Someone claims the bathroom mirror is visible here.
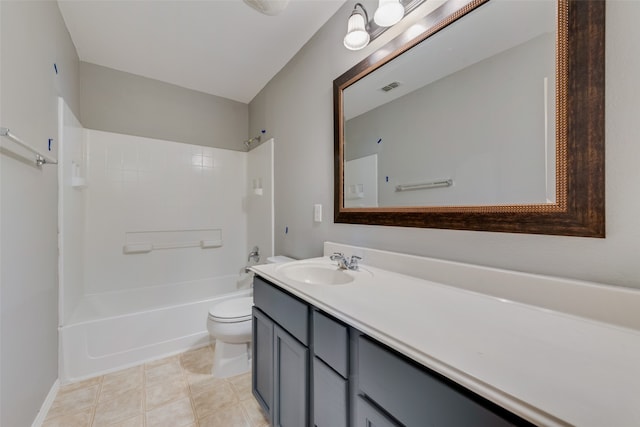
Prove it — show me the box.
[333,0,604,237]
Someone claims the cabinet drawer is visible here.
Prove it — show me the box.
[358,336,526,427]
[313,310,348,377]
[313,358,348,427]
[254,276,309,345]
[355,396,400,427]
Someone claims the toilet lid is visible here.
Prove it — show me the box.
[208,296,253,322]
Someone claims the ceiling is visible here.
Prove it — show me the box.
[57,0,347,104]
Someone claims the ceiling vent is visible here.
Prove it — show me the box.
[381,81,401,92]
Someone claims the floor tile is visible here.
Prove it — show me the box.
[228,372,252,401]
[145,376,189,410]
[186,372,227,397]
[58,376,102,394]
[99,367,143,403]
[42,407,93,427]
[180,345,213,374]
[47,384,99,420]
[93,388,142,426]
[46,348,259,427]
[199,402,251,427]
[107,414,144,427]
[192,381,239,419]
[241,398,270,427]
[145,359,184,388]
[145,397,195,427]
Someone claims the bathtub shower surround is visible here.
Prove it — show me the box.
[83,129,248,293]
[58,126,275,382]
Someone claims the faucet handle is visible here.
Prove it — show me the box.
[349,255,362,270]
[330,252,349,269]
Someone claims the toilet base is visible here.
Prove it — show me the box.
[212,340,252,378]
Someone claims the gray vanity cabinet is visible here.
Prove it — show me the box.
[252,276,310,427]
[253,275,533,427]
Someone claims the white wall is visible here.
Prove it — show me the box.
[0,1,79,425]
[58,98,86,326]
[82,130,248,294]
[249,1,640,290]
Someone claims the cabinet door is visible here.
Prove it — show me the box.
[313,358,348,427]
[252,307,273,421]
[355,396,401,427]
[273,324,309,427]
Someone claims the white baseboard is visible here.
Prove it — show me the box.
[31,379,59,427]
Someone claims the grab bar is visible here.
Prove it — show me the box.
[0,127,58,166]
[395,179,453,192]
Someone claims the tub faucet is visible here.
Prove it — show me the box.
[330,252,361,270]
[248,246,260,263]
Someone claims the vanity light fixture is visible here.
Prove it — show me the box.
[343,3,370,51]
[374,0,405,27]
[343,0,425,51]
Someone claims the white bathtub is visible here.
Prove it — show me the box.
[59,275,252,383]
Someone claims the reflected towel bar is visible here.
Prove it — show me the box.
[0,127,58,166]
[395,179,453,192]
[123,240,223,254]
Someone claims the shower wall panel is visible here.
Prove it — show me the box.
[83,130,248,293]
[58,98,87,325]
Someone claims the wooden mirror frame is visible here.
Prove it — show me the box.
[333,0,604,237]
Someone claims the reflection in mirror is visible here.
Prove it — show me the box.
[343,0,557,208]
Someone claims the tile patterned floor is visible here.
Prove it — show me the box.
[43,345,269,427]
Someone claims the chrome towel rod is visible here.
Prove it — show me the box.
[0,127,58,166]
[395,179,453,192]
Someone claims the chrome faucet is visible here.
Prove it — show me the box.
[248,246,260,263]
[330,252,362,271]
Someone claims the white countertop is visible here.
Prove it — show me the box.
[251,257,640,427]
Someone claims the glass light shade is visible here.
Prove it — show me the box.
[374,0,404,27]
[343,12,370,51]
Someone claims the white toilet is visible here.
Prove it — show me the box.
[207,255,294,378]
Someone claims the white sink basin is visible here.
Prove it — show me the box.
[278,262,368,285]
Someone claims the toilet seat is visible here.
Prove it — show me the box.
[208,296,253,323]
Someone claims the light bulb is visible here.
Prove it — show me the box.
[344,11,370,51]
[374,0,404,27]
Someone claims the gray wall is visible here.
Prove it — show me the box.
[250,1,640,290]
[345,33,555,206]
[80,62,249,150]
[0,1,80,425]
